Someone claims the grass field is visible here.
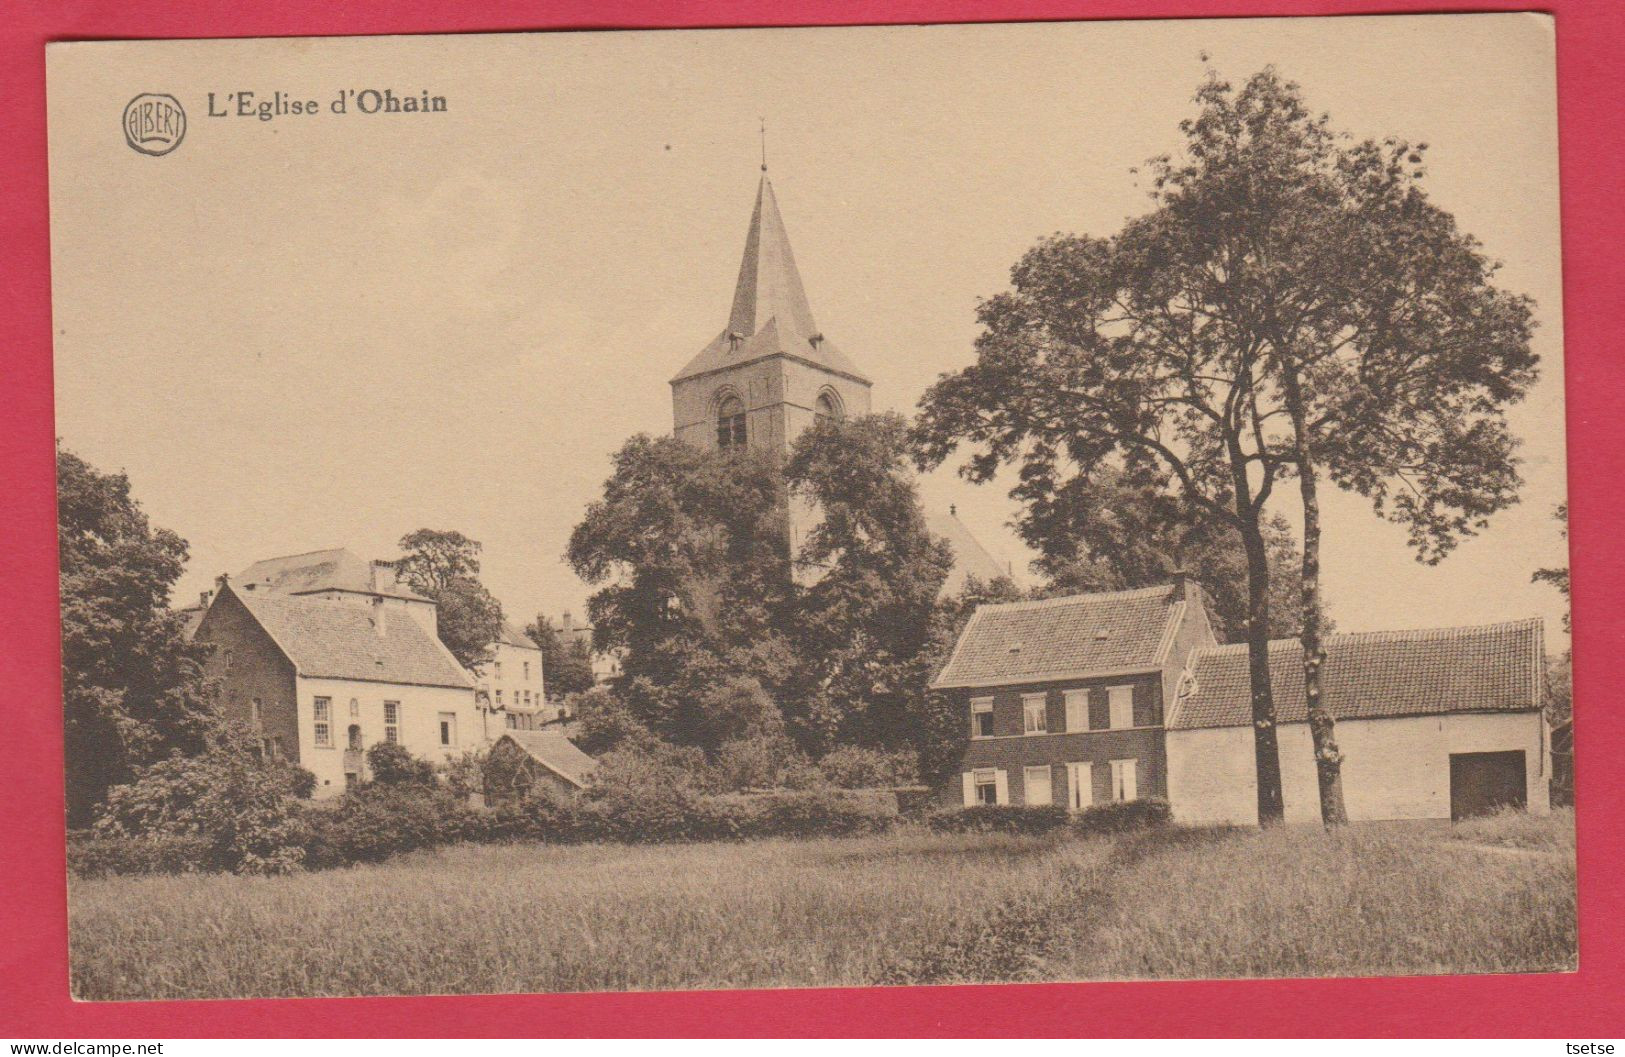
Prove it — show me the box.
[68,809,1576,1000]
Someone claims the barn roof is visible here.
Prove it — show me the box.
[1168,618,1545,730]
[223,585,473,690]
[931,583,1188,690]
[236,548,432,603]
[497,730,599,789]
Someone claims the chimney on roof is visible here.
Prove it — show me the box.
[369,594,387,637]
[1169,568,1202,605]
[215,573,230,591]
[562,611,574,635]
[199,590,212,609]
[371,560,399,593]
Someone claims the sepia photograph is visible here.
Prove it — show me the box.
[45,13,1573,1003]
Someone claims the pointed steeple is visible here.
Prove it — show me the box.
[671,175,868,385]
[727,177,819,344]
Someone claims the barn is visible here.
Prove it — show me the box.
[484,730,599,806]
[1164,618,1550,825]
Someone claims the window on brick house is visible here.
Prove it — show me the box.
[974,768,999,806]
[383,701,399,744]
[717,394,747,450]
[313,697,332,747]
[1063,689,1088,732]
[971,697,994,738]
[1108,685,1134,730]
[1024,765,1053,806]
[1022,694,1048,735]
[1109,758,1138,802]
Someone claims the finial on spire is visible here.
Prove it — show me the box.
[759,117,767,172]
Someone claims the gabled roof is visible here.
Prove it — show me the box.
[495,620,539,651]
[222,585,473,690]
[1168,618,1545,730]
[236,548,431,603]
[932,584,1188,690]
[496,730,599,789]
[925,507,1011,597]
[672,176,869,386]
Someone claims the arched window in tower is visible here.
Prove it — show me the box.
[815,390,843,423]
[716,394,747,450]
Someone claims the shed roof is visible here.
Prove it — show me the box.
[932,584,1187,690]
[225,586,473,689]
[497,730,599,789]
[1169,618,1545,730]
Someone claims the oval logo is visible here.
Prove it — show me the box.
[122,94,186,156]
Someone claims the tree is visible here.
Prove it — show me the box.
[1020,461,1310,642]
[58,446,218,826]
[566,434,792,743]
[912,208,1299,826]
[396,528,504,670]
[1145,69,1538,825]
[1533,504,1570,634]
[525,614,597,698]
[782,413,956,752]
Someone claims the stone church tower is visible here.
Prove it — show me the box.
[671,172,1008,590]
[670,174,873,559]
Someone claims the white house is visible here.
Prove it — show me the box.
[193,574,481,797]
[476,621,546,736]
[1165,618,1550,825]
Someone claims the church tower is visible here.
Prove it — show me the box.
[671,174,872,557]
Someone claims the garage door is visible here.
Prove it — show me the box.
[1449,751,1527,820]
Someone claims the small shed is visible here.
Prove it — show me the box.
[484,730,599,806]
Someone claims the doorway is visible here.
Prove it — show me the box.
[1449,750,1527,820]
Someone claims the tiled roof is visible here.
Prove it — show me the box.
[175,606,206,639]
[499,730,598,789]
[229,586,473,689]
[925,507,1011,597]
[932,584,1185,689]
[236,548,431,603]
[672,177,869,385]
[1169,618,1544,730]
[496,621,539,650]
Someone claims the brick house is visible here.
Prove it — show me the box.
[193,578,479,796]
[931,577,1214,810]
[1166,619,1551,824]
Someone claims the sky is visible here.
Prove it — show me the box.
[47,13,1568,647]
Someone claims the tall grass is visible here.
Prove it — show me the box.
[68,814,1576,1000]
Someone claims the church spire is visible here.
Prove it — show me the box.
[726,175,818,344]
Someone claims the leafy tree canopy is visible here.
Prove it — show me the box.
[524,614,598,698]
[397,529,504,670]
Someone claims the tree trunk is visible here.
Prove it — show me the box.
[1281,364,1349,827]
[1238,514,1286,827]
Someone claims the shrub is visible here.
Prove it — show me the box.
[365,742,437,787]
[570,686,649,756]
[928,804,1071,835]
[713,733,823,791]
[1072,797,1171,835]
[738,788,896,838]
[300,784,481,869]
[438,748,488,802]
[67,832,216,879]
[818,745,918,789]
[94,741,310,874]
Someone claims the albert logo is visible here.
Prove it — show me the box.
[122,94,186,156]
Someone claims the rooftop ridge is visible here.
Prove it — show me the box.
[973,583,1175,614]
[1195,616,1545,655]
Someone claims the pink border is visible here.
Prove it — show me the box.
[2,0,1621,1037]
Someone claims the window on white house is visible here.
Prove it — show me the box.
[974,768,998,806]
[506,714,517,729]
[495,689,503,708]
[349,697,360,717]
[313,697,332,747]
[1108,686,1134,730]
[1066,762,1093,811]
[494,661,502,678]
[1024,765,1053,806]
[1109,758,1138,802]
[383,701,399,744]
[971,697,994,738]
[1063,689,1088,732]
[1023,694,1048,735]
[439,712,457,748]
[524,661,530,681]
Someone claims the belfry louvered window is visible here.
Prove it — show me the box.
[717,394,747,450]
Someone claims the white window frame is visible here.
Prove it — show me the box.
[971,696,994,739]
[313,696,332,748]
[970,768,999,806]
[1067,762,1094,811]
[1063,689,1089,733]
[1109,757,1139,802]
[1022,693,1048,735]
[1023,765,1053,806]
[383,700,400,745]
[1108,685,1135,730]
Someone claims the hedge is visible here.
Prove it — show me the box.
[927,798,1171,836]
[67,832,216,878]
